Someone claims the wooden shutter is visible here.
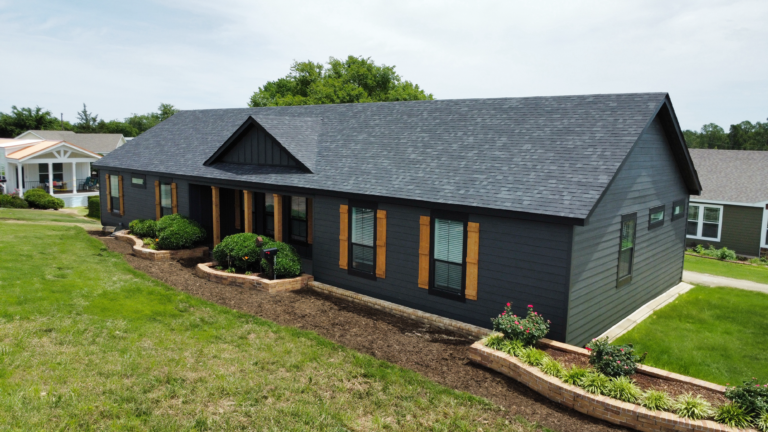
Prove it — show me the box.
[307,198,314,244]
[376,210,387,278]
[154,181,161,220]
[171,183,178,215]
[273,194,282,241]
[234,190,241,229]
[106,175,112,213]
[118,175,124,216]
[418,215,430,289]
[243,191,253,233]
[339,205,348,269]
[465,222,480,301]
[212,186,221,246]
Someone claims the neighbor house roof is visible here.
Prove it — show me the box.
[6,140,102,161]
[94,93,700,223]
[689,149,768,205]
[17,130,124,154]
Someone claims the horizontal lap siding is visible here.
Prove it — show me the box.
[566,117,688,346]
[686,204,762,257]
[312,196,572,341]
[100,170,190,227]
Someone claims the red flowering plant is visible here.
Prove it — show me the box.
[585,337,647,377]
[491,303,550,347]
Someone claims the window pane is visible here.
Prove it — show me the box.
[352,244,374,273]
[265,195,274,213]
[650,210,664,223]
[266,217,274,235]
[618,248,633,278]
[160,183,172,209]
[110,175,119,198]
[620,219,635,250]
[291,219,307,241]
[686,221,699,236]
[291,197,306,220]
[132,177,144,185]
[434,219,464,264]
[702,223,719,239]
[434,261,462,292]
[687,205,699,222]
[673,205,682,216]
[703,207,720,223]
[351,207,374,247]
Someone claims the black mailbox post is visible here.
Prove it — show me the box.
[261,247,279,280]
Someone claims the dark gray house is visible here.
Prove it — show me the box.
[94,93,701,346]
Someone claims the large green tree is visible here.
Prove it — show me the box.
[684,119,768,150]
[249,56,433,107]
[75,103,99,133]
[0,106,63,138]
[124,103,179,135]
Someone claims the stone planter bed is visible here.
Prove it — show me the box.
[195,262,313,293]
[114,231,209,262]
[469,340,756,432]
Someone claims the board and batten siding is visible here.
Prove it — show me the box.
[100,170,190,227]
[686,203,762,257]
[311,195,573,341]
[566,116,689,346]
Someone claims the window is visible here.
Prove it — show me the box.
[686,204,722,241]
[109,174,120,214]
[432,216,466,296]
[350,206,375,275]
[131,175,146,188]
[160,181,173,216]
[265,194,274,236]
[39,163,63,183]
[671,199,686,221]
[648,205,665,230]
[290,197,308,242]
[617,213,636,288]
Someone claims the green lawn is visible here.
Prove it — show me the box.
[615,286,768,385]
[684,254,768,284]
[0,222,539,431]
[0,207,98,224]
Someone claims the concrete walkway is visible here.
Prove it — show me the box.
[683,270,768,294]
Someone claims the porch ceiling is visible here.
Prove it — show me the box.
[7,140,101,162]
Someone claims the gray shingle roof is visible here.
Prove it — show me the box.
[689,149,768,204]
[21,130,124,154]
[95,93,678,220]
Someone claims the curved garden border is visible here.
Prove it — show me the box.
[469,342,754,432]
[195,262,313,293]
[114,231,209,261]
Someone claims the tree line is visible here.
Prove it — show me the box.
[683,120,768,150]
[0,103,178,138]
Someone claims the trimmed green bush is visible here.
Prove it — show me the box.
[491,303,550,346]
[259,237,302,278]
[605,376,642,403]
[585,337,646,377]
[212,233,262,272]
[155,214,206,250]
[640,390,674,412]
[87,196,100,218]
[714,403,752,428]
[0,194,29,208]
[725,378,768,417]
[23,188,64,210]
[129,219,158,239]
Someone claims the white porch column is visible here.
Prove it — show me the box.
[71,162,77,193]
[48,162,54,195]
[16,163,23,197]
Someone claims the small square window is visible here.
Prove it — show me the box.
[671,199,685,221]
[648,205,665,230]
[131,175,146,188]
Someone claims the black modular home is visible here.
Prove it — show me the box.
[95,93,701,346]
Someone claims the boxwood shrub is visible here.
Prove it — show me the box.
[129,219,158,238]
[0,194,29,208]
[260,237,302,279]
[156,214,206,250]
[212,233,262,272]
[87,196,100,218]
[23,188,64,210]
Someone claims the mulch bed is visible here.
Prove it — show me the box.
[94,232,633,432]
[544,348,728,406]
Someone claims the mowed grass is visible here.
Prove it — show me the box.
[0,223,540,431]
[615,286,768,385]
[684,254,768,284]
[0,207,98,224]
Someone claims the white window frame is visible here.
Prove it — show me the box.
[686,203,723,242]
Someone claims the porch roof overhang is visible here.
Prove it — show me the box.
[6,140,102,162]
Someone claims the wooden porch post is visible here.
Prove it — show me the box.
[273,194,282,241]
[243,191,253,233]
[48,162,54,195]
[212,186,221,246]
[71,162,77,193]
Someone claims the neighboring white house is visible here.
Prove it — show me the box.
[15,130,126,155]
[0,138,102,207]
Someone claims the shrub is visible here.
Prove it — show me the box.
[561,366,589,386]
[725,378,768,417]
[605,376,642,403]
[155,214,206,250]
[491,303,550,346]
[714,403,752,428]
[539,357,565,378]
[580,372,610,395]
[259,237,302,279]
[674,393,713,420]
[481,333,506,350]
[640,390,674,412]
[23,188,64,210]
[0,194,29,208]
[87,196,100,218]
[756,411,768,432]
[212,233,263,272]
[585,337,646,378]
[694,244,738,261]
[518,348,548,367]
[129,219,158,238]
[716,247,737,261]
[499,339,526,357]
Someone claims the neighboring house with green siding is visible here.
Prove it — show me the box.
[687,149,768,257]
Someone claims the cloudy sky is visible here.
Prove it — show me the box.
[1,0,766,130]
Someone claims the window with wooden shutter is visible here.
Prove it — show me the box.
[118,175,124,216]
[154,181,161,221]
[418,216,430,289]
[159,180,173,217]
[339,205,349,269]
[376,210,386,278]
[171,183,178,215]
[433,218,464,294]
[465,222,479,301]
[106,175,112,213]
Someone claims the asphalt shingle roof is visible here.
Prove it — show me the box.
[689,149,768,204]
[95,93,673,220]
[22,130,124,154]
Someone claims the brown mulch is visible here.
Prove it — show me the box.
[545,349,728,406]
[93,232,631,432]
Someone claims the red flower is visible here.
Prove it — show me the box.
[514,321,519,325]
[585,347,593,351]
[525,329,530,333]
[502,311,506,315]
[506,302,511,307]
[527,304,533,308]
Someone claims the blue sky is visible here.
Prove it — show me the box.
[1,0,766,130]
